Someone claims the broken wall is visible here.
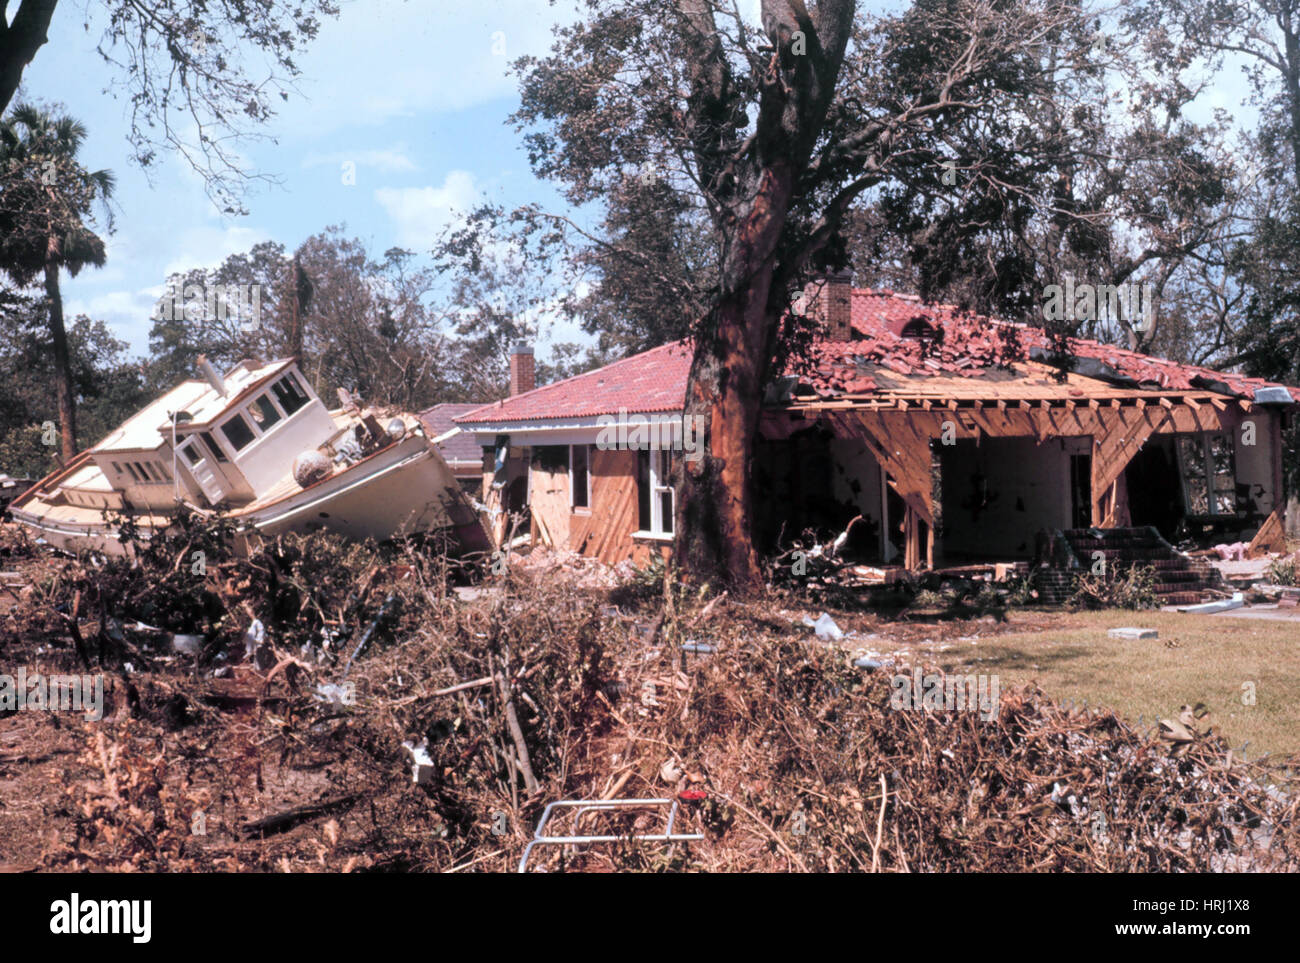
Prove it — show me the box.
[528,445,572,549]
[755,428,885,560]
[1233,408,1279,517]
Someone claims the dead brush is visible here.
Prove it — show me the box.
[46,721,204,871]
[590,601,1300,873]
[268,565,630,872]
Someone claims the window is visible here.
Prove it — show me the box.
[178,442,200,466]
[199,431,229,463]
[1177,433,1237,516]
[249,393,283,430]
[220,413,257,452]
[138,462,156,482]
[637,449,675,536]
[570,444,591,510]
[271,372,311,415]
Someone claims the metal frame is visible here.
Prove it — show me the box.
[518,797,703,873]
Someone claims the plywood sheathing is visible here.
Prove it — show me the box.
[527,456,571,549]
[1246,509,1286,558]
[835,410,945,524]
[569,447,640,565]
[1089,406,1179,526]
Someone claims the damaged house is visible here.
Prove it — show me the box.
[456,275,1298,603]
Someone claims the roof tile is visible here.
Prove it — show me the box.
[456,289,1299,426]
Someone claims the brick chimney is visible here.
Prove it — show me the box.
[819,270,854,341]
[509,343,535,396]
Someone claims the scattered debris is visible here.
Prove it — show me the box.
[1176,592,1245,614]
[402,739,436,786]
[518,797,704,873]
[1107,627,1158,640]
[803,612,845,641]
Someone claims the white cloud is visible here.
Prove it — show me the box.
[160,225,271,279]
[374,170,480,248]
[283,0,575,135]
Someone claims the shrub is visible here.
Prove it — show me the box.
[1067,563,1158,610]
[1266,556,1297,587]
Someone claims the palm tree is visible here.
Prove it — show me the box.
[0,104,114,461]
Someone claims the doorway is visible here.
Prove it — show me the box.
[1124,438,1181,539]
[1069,453,1092,529]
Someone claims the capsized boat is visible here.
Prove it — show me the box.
[9,357,492,556]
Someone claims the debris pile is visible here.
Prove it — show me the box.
[3,528,1296,873]
[634,627,1299,871]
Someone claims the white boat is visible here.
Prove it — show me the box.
[9,356,492,557]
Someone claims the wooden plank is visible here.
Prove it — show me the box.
[1090,407,1170,524]
[527,453,571,549]
[837,411,940,527]
[1246,509,1285,558]
[570,447,640,564]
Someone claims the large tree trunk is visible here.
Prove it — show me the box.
[676,169,794,591]
[0,0,58,116]
[676,288,770,590]
[44,258,78,461]
[1285,24,1300,191]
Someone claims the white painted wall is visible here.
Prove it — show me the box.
[1233,409,1277,516]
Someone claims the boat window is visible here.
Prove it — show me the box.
[137,462,154,482]
[271,373,311,415]
[124,463,141,482]
[178,442,200,466]
[220,413,257,452]
[199,431,230,463]
[249,394,283,430]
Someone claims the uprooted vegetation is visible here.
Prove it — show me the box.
[1,519,1296,872]
[1067,563,1160,611]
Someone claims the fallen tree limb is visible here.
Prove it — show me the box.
[242,793,362,838]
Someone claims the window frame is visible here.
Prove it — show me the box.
[199,430,230,463]
[1176,432,1238,517]
[569,443,592,512]
[270,373,311,416]
[248,392,285,432]
[219,412,258,452]
[636,449,675,537]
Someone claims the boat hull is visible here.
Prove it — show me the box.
[12,434,491,558]
[234,435,492,552]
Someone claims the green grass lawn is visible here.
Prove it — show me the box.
[914,609,1300,760]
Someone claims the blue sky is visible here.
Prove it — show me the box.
[10,0,1259,368]
[15,0,584,361]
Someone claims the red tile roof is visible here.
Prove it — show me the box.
[456,341,694,424]
[456,289,1298,425]
[418,403,489,469]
